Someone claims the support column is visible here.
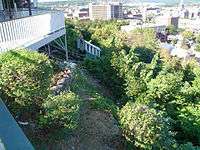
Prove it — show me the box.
[47,44,51,56]
[64,34,68,61]
[27,0,32,16]
[85,43,88,52]
[7,0,12,19]
[89,45,91,54]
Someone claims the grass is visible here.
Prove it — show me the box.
[27,67,119,149]
[70,68,119,118]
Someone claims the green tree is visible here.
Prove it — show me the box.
[166,25,178,35]
[145,72,183,104]
[195,34,200,52]
[178,104,200,145]
[182,31,194,40]
[119,102,175,149]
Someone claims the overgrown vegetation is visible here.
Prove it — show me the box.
[1,19,200,150]
[66,19,200,149]
[119,102,176,150]
[0,49,82,147]
[195,34,200,52]
[0,49,53,117]
[39,92,82,130]
[70,68,119,118]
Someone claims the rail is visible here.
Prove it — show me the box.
[0,11,65,52]
[77,39,101,57]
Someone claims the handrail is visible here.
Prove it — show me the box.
[77,38,101,57]
[0,11,65,52]
[0,8,63,23]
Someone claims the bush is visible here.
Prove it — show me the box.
[166,25,178,35]
[90,96,119,119]
[39,92,81,130]
[145,72,183,104]
[119,102,175,149]
[0,49,53,115]
[177,104,200,145]
[177,142,200,150]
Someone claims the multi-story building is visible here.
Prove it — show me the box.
[89,2,123,20]
[73,7,90,20]
[155,14,179,28]
[110,2,123,19]
[180,7,200,19]
[169,16,179,28]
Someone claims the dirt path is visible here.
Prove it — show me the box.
[31,69,125,150]
[63,70,124,150]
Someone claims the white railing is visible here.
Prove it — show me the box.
[0,11,65,52]
[77,39,101,57]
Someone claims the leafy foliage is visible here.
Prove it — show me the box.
[177,104,200,145]
[182,31,194,40]
[65,20,81,52]
[90,96,119,119]
[145,72,183,104]
[119,102,175,149]
[0,49,53,115]
[177,142,200,150]
[68,20,200,148]
[166,25,178,35]
[195,34,200,52]
[39,92,81,130]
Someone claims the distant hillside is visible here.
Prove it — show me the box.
[38,0,92,6]
[124,0,200,5]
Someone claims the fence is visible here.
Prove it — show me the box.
[0,11,65,52]
[77,38,101,57]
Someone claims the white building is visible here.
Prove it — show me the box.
[73,6,89,20]
[89,2,123,20]
[179,18,200,32]
[155,14,179,28]
[142,7,161,21]
[121,22,166,33]
[180,7,200,19]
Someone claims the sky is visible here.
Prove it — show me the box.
[38,0,66,2]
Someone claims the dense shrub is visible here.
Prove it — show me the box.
[177,104,200,145]
[177,142,200,150]
[39,92,81,130]
[68,20,200,147]
[90,96,119,118]
[119,102,175,149]
[65,20,81,52]
[145,72,183,104]
[0,49,53,115]
[125,68,147,98]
